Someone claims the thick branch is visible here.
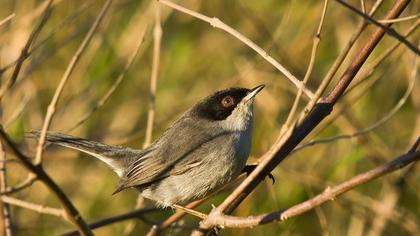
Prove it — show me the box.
[204,147,420,228]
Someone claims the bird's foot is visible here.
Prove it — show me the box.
[241,164,275,184]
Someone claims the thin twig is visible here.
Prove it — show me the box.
[0,175,37,195]
[379,13,420,23]
[0,141,13,236]
[334,0,420,55]
[62,208,159,236]
[65,22,148,132]
[0,13,15,27]
[0,127,93,235]
[4,94,31,127]
[308,20,419,141]
[123,5,162,235]
[0,0,53,98]
[297,0,384,123]
[283,164,420,235]
[1,196,64,217]
[360,0,366,14]
[34,0,113,165]
[295,54,418,151]
[158,0,315,99]
[280,0,329,136]
[143,3,162,148]
[146,200,203,236]
[0,1,94,74]
[202,148,420,228]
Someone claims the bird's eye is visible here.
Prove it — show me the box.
[221,96,235,107]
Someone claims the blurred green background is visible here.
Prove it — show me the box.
[0,0,419,235]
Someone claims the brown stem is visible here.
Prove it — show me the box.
[204,146,420,228]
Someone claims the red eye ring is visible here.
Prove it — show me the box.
[221,96,235,107]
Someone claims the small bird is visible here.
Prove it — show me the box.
[28,85,265,207]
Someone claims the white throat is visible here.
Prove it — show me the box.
[220,101,254,132]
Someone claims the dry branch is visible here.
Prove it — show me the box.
[0,0,53,97]
[200,142,420,228]
[158,0,314,99]
[0,126,93,236]
[34,0,112,165]
[192,1,412,235]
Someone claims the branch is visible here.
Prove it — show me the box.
[0,13,15,27]
[202,142,420,228]
[158,0,314,99]
[0,141,13,236]
[193,1,412,235]
[0,0,53,98]
[0,1,94,74]
[281,0,328,135]
[34,0,112,165]
[146,200,203,236]
[143,3,162,148]
[65,20,147,132]
[62,208,159,236]
[1,196,64,217]
[295,52,418,151]
[0,175,37,195]
[124,4,162,234]
[0,126,93,236]
[334,0,420,55]
[296,0,385,121]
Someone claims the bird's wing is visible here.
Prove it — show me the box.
[114,117,228,193]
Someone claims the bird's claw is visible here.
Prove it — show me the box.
[241,164,275,184]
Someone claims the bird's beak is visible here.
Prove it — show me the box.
[243,84,265,102]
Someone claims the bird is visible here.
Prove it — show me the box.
[28,85,266,208]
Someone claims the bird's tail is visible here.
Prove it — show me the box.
[26,131,140,177]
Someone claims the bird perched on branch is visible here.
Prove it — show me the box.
[28,85,267,207]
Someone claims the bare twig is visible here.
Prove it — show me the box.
[0,175,37,195]
[308,20,419,141]
[66,21,148,132]
[295,53,418,151]
[192,1,411,235]
[379,13,420,23]
[0,0,53,98]
[297,0,384,123]
[158,0,315,99]
[34,0,112,165]
[62,207,159,236]
[280,0,329,136]
[283,164,420,235]
[360,0,366,14]
[1,196,64,217]
[146,200,203,236]
[201,147,420,228]
[4,94,31,127]
[173,204,207,219]
[334,0,420,55]
[0,13,15,27]
[0,126,93,235]
[143,3,162,148]
[0,1,94,74]
[123,5,162,235]
[0,141,13,236]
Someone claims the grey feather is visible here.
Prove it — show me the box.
[26,85,263,207]
[26,131,143,177]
